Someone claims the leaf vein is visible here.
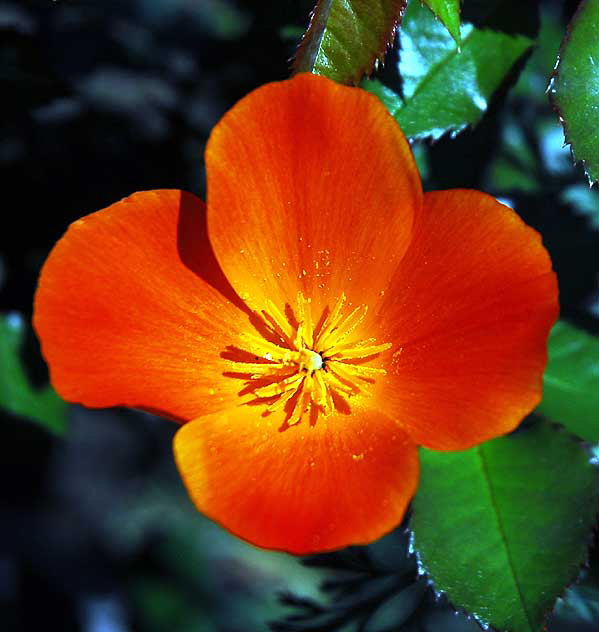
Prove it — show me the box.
[477,446,534,632]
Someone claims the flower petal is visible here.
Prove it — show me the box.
[206,73,421,316]
[34,190,251,421]
[174,407,419,554]
[375,190,558,450]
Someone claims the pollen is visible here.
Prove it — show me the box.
[227,292,392,428]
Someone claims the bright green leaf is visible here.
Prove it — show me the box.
[422,0,461,45]
[293,0,407,84]
[538,321,599,442]
[0,313,67,434]
[363,1,532,140]
[549,0,599,184]
[411,422,598,632]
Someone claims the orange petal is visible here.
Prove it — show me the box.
[206,73,422,317]
[34,190,251,421]
[375,190,558,450]
[174,407,419,554]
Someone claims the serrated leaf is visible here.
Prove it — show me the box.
[538,321,599,442]
[549,0,599,184]
[293,0,407,84]
[363,1,532,140]
[422,0,461,45]
[0,313,67,434]
[411,422,599,632]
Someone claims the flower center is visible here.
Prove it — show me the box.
[226,292,391,429]
[297,348,324,372]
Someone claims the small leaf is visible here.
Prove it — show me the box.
[293,0,407,84]
[538,320,599,442]
[549,0,599,184]
[0,313,67,434]
[411,421,599,632]
[363,1,532,140]
[422,0,461,45]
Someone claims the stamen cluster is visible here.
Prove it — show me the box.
[229,293,392,428]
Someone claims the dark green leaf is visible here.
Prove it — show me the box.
[363,1,532,140]
[422,0,461,45]
[549,0,599,184]
[411,422,599,632]
[538,321,599,442]
[0,313,67,434]
[293,0,407,84]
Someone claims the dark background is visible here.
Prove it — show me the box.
[2,1,598,631]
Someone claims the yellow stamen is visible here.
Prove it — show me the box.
[227,292,391,428]
[264,299,294,341]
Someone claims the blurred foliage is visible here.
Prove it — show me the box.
[550,561,599,632]
[2,0,599,631]
[271,529,481,632]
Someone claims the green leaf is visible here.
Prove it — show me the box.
[363,1,532,140]
[538,321,599,442]
[411,422,599,632]
[422,0,461,45]
[0,313,67,434]
[549,0,599,184]
[293,0,407,84]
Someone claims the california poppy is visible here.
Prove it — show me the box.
[33,73,558,554]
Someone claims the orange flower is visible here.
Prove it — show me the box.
[33,74,558,554]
